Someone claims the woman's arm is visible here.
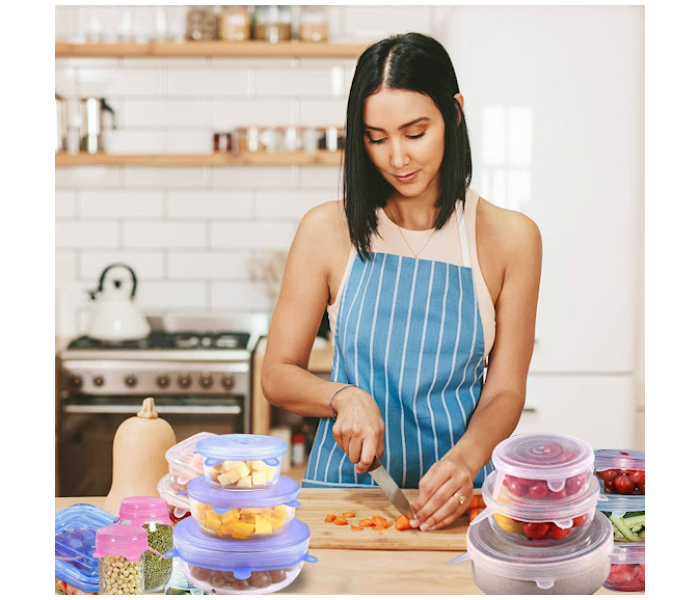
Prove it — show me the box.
[412,207,543,530]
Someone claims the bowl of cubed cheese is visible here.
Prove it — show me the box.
[195,434,288,490]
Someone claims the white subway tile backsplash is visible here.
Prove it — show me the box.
[106,130,165,154]
[166,131,214,154]
[211,222,295,250]
[77,68,162,98]
[55,6,76,41]
[55,65,77,97]
[56,166,122,189]
[137,282,208,310]
[166,68,249,97]
[123,167,208,188]
[256,68,347,98]
[299,100,347,126]
[121,99,211,128]
[123,222,207,249]
[167,190,254,219]
[56,191,78,218]
[168,251,251,280]
[80,252,165,280]
[122,58,209,69]
[80,191,164,219]
[56,251,78,284]
[212,58,297,70]
[212,167,295,189]
[299,166,344,191]
[341,6,433,38]
[211,282,272,312]
[255,190,333,220]
[56,222,119,249]
[212,99,296,129]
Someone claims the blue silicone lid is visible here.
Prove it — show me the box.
[186,475,300,512]
[597,492,645,516]
[166,517,317,579]
[196,434,287,467]
[55,504,118,592]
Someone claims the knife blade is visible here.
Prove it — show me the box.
[368,457,415,520]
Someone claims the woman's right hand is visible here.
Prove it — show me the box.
[331,386,385,473]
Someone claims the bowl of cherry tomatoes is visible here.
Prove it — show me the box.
[594,449,645,495]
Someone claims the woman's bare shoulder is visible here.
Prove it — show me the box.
[476,197,542,261]
[294,200,352,259]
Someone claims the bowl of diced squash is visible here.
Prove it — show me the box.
[196,434,287,490]
[186,475,300,540]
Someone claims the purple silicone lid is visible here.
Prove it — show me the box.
[196,434,287,467]
[186,475,300,512]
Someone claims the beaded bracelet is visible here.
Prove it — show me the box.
[328,384,356,419]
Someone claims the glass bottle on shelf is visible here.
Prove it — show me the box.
[186,5,218,41]
[253,5,292,43]
[219,5,251,42]
[299,5,329,42]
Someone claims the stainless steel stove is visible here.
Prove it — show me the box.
[57,315,268,496]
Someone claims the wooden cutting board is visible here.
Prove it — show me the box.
[296,488,471,551]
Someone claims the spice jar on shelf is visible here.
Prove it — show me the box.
[187,5,218,41]
[254,5,292,43]
[299,5,329,42]
[219,5,251,41]
[94,525,149,595]
[116,497,174,594]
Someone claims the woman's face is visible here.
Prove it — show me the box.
[363,88,446,202]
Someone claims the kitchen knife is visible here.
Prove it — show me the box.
[368,457,416,520]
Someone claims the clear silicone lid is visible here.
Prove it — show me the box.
[158,474,191,512]
[55,504,117,593]
[167,517,317,579]
[186,475,300,511]
[610,543,645,565]
[596,492,645,516]
[595,449,645,471]
[196,434,288,467]
[459,511,613,586]
[481,470,600,527]
[166,432,214,483]
[492,434,595,492]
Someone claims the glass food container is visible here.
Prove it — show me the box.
[117,496,174,593]
[491,433,595,499]
[158,473,192,525]
[232,126,282,153]
[187,475,300,540]
[167,517,318,594]
[604,543,645,592]
[166,431,214,492]
[478,470,600,544]
[450,511,614,595]
[55,504,117,595]
[187,5,218,41]
[597,493,645,543]
[253,5,292,42]
[219,5,251,41]
[93,524,150,595]
[595,449,645,495]
[299,6,329,42]
[196,433,287,489]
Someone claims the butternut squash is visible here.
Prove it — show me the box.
[104,397,176,514]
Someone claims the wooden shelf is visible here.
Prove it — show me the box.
[55,151,343,167]
[55,41,369,59]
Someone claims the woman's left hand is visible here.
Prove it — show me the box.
[410,455,474,531]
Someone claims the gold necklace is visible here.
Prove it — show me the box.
[385,204,437,259]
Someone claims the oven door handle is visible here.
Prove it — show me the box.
[63,404,242,415]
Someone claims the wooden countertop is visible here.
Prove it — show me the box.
[55,490,621,596]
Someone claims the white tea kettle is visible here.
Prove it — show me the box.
[87,263,151,341]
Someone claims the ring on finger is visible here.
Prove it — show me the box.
[453,492,466,505]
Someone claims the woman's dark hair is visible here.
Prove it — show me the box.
[343,32,473,260]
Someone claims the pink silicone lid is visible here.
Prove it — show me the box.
[93,525,149,563]
[118,496,172,526]
[492,433,595,492]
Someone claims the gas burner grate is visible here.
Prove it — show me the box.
[67,330,251,351]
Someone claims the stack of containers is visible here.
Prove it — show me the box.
[164,434,317,594]
[595,449,645,593]
[55,504,116,595]
[456,434,616,594]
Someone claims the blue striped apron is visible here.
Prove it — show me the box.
[303,202,494,489]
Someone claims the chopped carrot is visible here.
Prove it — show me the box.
[372,516,390,529]
[468,495,486,510]
[359,519,375,527]
[334,517,348,525]
[468,508,485,523]
[324,515,337,523]
[384,520,394,528]
[351,525,364,531]
[342,512,356,518]
[395,515,412,531]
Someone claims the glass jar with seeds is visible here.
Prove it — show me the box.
[93,524,149,595]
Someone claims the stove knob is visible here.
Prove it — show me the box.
[124,374,138,388]
[200,373,214,389]
[178,373,192,388]
[156,374,171,388]
[92,375,105,387]
[68,374,83,389]
[221,374,235,390]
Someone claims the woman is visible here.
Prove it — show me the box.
[261,32,542,532]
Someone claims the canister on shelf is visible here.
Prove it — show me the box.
[187,5,218,41]
[214,132,233,153]
[254,5,292,43]
[299,6,329,42]
[219,5,252,41]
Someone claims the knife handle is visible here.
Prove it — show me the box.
[368,456,382,471]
